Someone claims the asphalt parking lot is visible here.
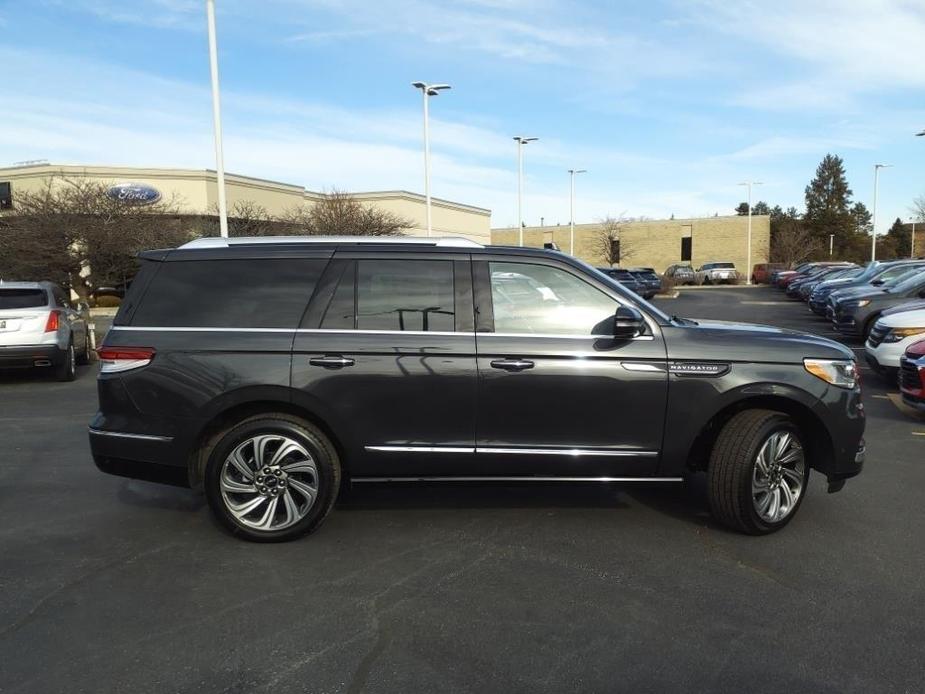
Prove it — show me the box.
[1,287,923,694]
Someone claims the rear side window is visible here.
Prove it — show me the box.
[0,289,48,309]
[131,259,326,328]
[356,260,455,332]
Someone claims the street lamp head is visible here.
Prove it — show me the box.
[427,84,451,95]
[411,81,426,89]
[874,163,893,169]
[916,130,925,137]
[571,169,587,174]
[514,136,538,144]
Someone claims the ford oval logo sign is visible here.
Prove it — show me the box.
[106,182,162,206]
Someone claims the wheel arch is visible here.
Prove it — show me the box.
[685,394,835,475]
[185,398,349,488]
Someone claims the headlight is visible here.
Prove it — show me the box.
[856,299,871,308]
[804,358,859,389]
[883,327,925,343]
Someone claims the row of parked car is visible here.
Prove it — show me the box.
[770,260,925,413]
[597,267,664,298]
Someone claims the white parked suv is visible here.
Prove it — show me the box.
[695,262,738,285]
[864,307,925,375]
[0,281,91,380]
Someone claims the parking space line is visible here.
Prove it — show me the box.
[871,395,889,399]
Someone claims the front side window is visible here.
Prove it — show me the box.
[489,262,618,335]
[357,259,455,332]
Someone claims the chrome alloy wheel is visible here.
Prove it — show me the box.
[219,434,319,531]
[752,430,805,523]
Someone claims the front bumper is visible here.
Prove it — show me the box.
[0,344,66,369]
[864,339,906,371]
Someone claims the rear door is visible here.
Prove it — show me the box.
[473,256,668,477]
[291,250,477,477]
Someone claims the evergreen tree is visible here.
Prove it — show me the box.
[751,201,771,216]
[735,202,749,216]
[804,154,855,253]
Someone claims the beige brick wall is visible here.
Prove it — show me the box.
[492,215,771,274]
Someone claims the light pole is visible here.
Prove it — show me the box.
[412,82,451,237]
[871,164,892,261]
[911,216,918,258]
[829,234,834,257]
[568,169,586,256]
[738,180,762,284]
[514,136,538,246]
[206,0,228,238]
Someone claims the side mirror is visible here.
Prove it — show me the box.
[613,306,645,339]
[871,279,884,286]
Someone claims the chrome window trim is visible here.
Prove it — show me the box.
[353,476,682,483]
[88,427,173,442]
[365,445,657,457]
[179,235,484,249]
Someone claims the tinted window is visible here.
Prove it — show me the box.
[704,262,735,269]
[356,260,455,332]
[132,259,325,328]
[321,262,356,330]
[0,288,48,309]
[680,237,692,262]
[490,262,618,335]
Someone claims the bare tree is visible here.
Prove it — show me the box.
[280,190,409,236]
[594,216,633,267]
[0,178,193,296]
[205,200,278,237]
[769,216,822,268]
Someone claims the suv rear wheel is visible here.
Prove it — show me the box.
[204,414,341,542]
[707,409,808,534]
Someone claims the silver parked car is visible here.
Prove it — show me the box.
[695,261,738,285]
[0,281,91,380]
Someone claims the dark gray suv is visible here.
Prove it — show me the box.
[89,236,865,541]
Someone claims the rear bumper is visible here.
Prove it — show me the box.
[89,425,190,487]
[0,344,66,369]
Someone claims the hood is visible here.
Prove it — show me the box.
[878,307,925,328]
[883,299,925,317]
[665,319,853,363]
[832,286,886,302]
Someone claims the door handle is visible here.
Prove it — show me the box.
[490,358,534,372]
[309,355,355,369]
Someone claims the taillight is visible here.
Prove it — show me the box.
[97,347,155,374]
[44,310,61,332]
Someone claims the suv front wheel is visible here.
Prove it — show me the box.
[707,409,808,534]
[204,414,341,542]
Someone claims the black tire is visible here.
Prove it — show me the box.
[204,414,341,542]
[861,314,880,342]
[75,335,91,366]
[707,409,809,535]
[55,342,76,382]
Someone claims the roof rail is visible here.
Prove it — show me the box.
[178,235,484,250]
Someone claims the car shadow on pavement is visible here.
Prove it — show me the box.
[116,480,205,512]
[339,481,639,512]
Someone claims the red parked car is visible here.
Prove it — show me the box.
[899,338,925,412]
[751,263,786,284]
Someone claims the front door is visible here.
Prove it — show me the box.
[473,258,668,477]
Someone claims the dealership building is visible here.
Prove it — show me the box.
[492,216,771,274]
[2,163,772,273]
[0,163,492,244]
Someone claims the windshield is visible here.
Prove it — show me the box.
[0,288,48,309]
[886,268,925,295]
[703,262,734,269]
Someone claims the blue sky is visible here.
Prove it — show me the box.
[2,0,925,232]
